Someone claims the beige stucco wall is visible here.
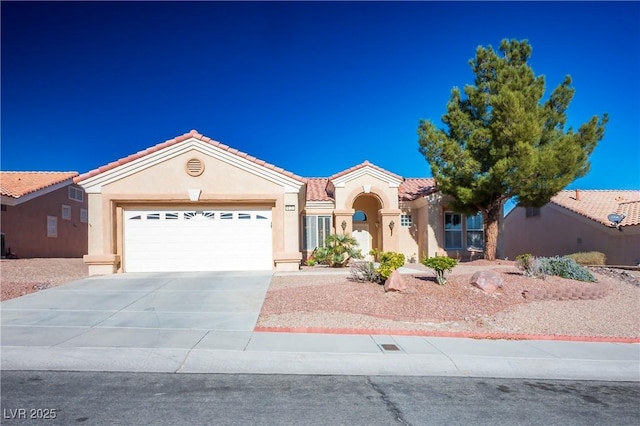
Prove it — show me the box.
[83,148,303,274]
[504,204,640,266]
[398,202,420,262]
[333,175,401,253]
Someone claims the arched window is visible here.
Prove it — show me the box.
[353,210,367,222]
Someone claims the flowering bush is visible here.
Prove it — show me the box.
[376,252,405,280]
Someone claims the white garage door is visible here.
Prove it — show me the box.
[124,209,273,272]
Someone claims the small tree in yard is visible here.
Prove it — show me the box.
[418,39,608,260]
[422,256,458,285]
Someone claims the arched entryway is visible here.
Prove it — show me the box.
[352,194,382,258]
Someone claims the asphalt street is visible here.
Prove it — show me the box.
[2,372,639,425]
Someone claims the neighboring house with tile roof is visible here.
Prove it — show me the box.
[0,172,88,258]
[504,190,640,266]
[75,130,484,275]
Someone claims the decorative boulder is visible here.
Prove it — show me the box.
[384,270,407,292]
[470,270,504,294]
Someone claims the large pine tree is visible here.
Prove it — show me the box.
[418,39,608,260]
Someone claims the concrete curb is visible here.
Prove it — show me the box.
[254,327,640,344]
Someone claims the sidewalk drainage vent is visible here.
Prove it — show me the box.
[380,344,400,351]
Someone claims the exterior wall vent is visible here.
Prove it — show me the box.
[186,158,204,177]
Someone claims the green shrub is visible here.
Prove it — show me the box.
[349,261,379,283]
[517,254,596,282]
[314,234,363,267]
[565,251,606,265]
[516,253,537,277]
[421,256,458,285]
[369,248,381,262]
[376,252,406,280]
[537,256,596,282]
[350,252,405,283]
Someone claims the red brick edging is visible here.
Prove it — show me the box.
[522,282,609,301]
[254,326,640,344]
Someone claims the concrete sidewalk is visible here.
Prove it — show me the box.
[1,271,639,381]
[2,328,638,381]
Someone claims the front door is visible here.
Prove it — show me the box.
[352,224,371,259]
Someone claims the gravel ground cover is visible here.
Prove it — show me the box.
[2,258,638,339]
[1,258,88,301]
[257,262,640,339]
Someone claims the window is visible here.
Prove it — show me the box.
[400,214,413,227]
[47,216,58,237]
[526,207,541,217]
[62,205,71,220]
[466,212,484,250]
[303,215,331,250]
[352,211,367,222]
[445,211,484,250]
[80,208,88,223]
[68,186,84,202]
[444,212,462,249]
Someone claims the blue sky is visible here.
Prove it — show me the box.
[2,1,639,191]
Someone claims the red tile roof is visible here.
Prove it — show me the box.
[399,178,437,201]
[1,172,78,198]
[327,160,404,181]
[551,190,640,227]
[305,176,437,202]
[75,130,306,184]
[306,178,332,201]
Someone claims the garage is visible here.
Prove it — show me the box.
[124,209,273,272]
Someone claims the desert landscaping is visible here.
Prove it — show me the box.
[1,258,638,340]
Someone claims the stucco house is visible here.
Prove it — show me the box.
[1,171,88,258]
[504,189,640,266]
[75,130,487,275]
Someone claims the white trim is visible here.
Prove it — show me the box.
[78,138,304,194]
[1,179,74,206]
[47,216,58,238]
[62,204,71,220]
[304,200,335,210]
[188,189,201,201]
[331,165,403,188]
[68,186,84,202]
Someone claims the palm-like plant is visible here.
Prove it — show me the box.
[315,234,362,267]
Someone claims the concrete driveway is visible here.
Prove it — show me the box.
[1,271,273,351]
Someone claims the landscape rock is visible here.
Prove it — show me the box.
[384,270,407,292]
[470,270,504,294]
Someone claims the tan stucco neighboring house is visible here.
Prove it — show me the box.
[75,130,489,275]
[1,171,88,258]
[504,190,640,266]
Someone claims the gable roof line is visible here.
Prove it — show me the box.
[1,171,79,206]
[1,171,78,198]
[327,160,404,182]
[75,130,307,184]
